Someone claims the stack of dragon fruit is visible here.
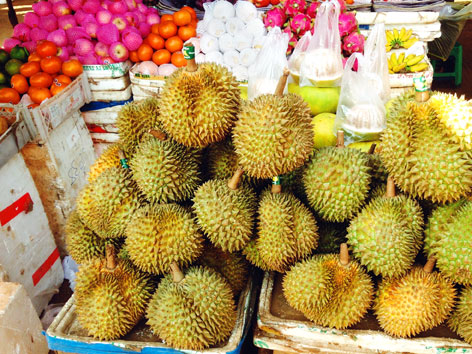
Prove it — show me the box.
[263,0,364,57]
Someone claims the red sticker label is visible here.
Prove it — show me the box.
[0,193,34,226]
[32,248,60,286]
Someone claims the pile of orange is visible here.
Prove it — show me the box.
[130,6,198,68]
[0,40,83,105]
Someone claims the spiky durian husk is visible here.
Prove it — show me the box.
[117,97,161,156]
[367,153,388,183]
[146,266,237,350]
[280,165,309,205]
[198,244,250,296]
[242,240,271,270]
[425,201,472,285]
[303,147,371,222]
[77,167,143,238]
[291,198,319,259]
[193,179,257,252]
[233,93,313,179]
[75,257,152,340]
[449,287,472,344]
[315,221,347,254]
[158,63,240,148]
[375,266,456,338]
[347,195,423,278]
[125,204,204,275]
[130,137,201,204]
[88,143,121,182]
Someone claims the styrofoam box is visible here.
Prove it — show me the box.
[83,61,132,79]
[90,85,132,102]
[46,276,258,354]
[389,57,434,88]
[88,75,131,92]
[355,11,440,25]
[0,153,64,315]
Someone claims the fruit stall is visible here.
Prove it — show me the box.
[0,0,471,353]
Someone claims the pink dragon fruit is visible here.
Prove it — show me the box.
[306,1,319,18]
[338,12,357,37]
[336,0,347,12]
[263,7,286,30]
[342,31,365,55]
[283,0,306,16]
[290,13,311,35]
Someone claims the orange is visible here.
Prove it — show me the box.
[171,51,187,67]
[178,25,196,41]
[28,86,52,104]
[10,74,29,94]
[152,49,171,65]
[173,9,191,26]
[151,23,160,35]
[30,72,53,88]
[147,33,165,50]
[158,21,178,39]
[0,88,21,104]
[54,74,72,86]
[28,52,42,62]
[62,59,83,77]
[160,14,174,22]
[20,61,41,78]
[137,43,153,61]
[36,41,58,58]
[181,6,197,20]
[129,50,139,62]
[189,19,198,28]
[165,36,183,53]
[40,56,62,75]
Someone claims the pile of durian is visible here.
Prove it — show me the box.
[66,53,472,349]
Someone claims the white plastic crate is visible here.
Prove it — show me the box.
[90,85,132,102]
[88,76,131,91]
[83,61,132,79]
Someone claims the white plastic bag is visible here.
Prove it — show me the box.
[247,27,289,100]
[62,256,79,291]
[288,31,312,85]
[335,53,386,145]
[300,0,343,87]
[361,23,390,103]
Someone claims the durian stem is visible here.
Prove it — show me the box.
[149,129,167,141]
[415,90,430,103]
[274,68,290,97]
[386,176,396,198]
[228,168,244,190]
[105,244,117,270]
[184,44,198,73]
[340,243,349,266]
[170,262,185,283]
[117,150,129,169]
[336,130,344,148]
[368,143,377,155]
[271,176,282,194]
[423,257,437,273]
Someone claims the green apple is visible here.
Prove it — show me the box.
[288,83,340,116]
[347,140,382,153]
[312,113,337,149]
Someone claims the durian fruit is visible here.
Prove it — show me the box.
[233,70,313,179]
[449,286,472,344]
[347,177,424,278]
[193,169,257,252]
[75,245,152,340]
[125,204,204,275]
[146,264,237,350]
[242,240,270,271]
[77,164,143,238]
[117,97,161,156]
[374,258,456,338]
[88,143,121,182]
[198,243,250,296]
[283,244,374,329]
[130,131,202,204]
[424,200,472,285]
[315,221,347,254]
[303,131,371,222]
[158,48,240,148]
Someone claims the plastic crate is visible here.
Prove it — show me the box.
[83,61,132,79]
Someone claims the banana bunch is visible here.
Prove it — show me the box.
[388,53,429,74]
[385,28,418,52]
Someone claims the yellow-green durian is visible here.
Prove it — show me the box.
[242,240,270,271]
[88,143,121,182]
[449,286,472,344]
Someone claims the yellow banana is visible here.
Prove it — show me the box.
[406,54,416,62]
[390,53,398,67]
[389,69,394,74]
[386,30,393,43]
[406,54,424,66]
[393,62,407,73]
[385,45,392,52]
[399,28,406,42]
[393,28,400,41]
[403,37,418,49]
[408,63,429,72]
[388,59,393,70]
[397,52,405,64]
[402,29,413,42]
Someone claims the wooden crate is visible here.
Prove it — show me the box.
[253,272,472,354]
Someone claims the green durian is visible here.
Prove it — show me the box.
[146,265,237,350]
[87,143,122,183]
[242,240,270,271]
[125,204,204,275]
[449,286,472,344]
[158,63,240,148]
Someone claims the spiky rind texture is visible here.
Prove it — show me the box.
[193,179,257,252]
[130,138,201,204]
[242,240,271,271]
[375,267,456,338]
[347,195,424,277]
[367,153,388,182]
[233,93,313,179]
[146,266,237,350]
[424,200,472,285]
[88,143,121,183]
[117,97,161,156]
[125,204,204,275]
[449,287,472,344]
[77,167,143,238]
[158,63,240,148]
[75,257,152,340]
[198,244,250,296]
[303,147,371,222]
[255,190,318,272]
